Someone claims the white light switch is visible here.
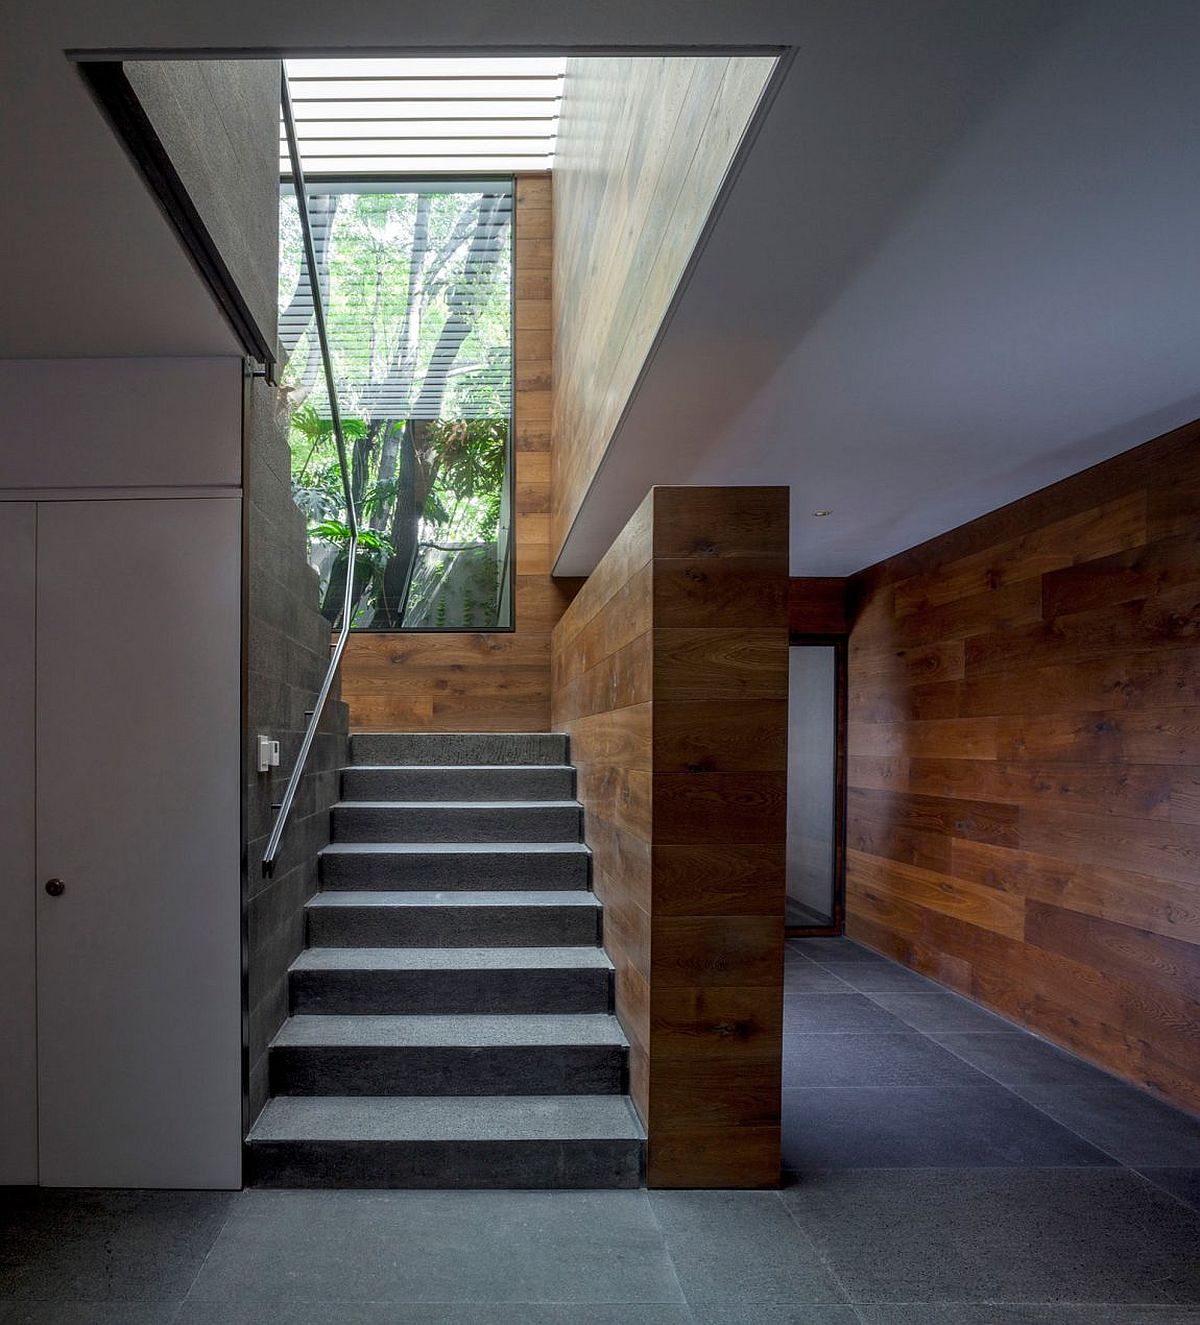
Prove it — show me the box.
[257,735,280,773]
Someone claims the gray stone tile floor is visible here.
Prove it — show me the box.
[2,936,1199,1323]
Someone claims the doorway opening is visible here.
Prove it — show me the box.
[785,640,846,934]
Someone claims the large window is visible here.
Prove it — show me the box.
[279,180,513,630]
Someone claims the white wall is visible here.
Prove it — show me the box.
[0,358,241,490]
[0,505,38,1183]
[0,356,244,1188]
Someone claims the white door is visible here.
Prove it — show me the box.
[0,503,37,1184]
[35,497,243,1188]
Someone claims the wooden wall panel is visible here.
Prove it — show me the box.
[553,485,789,1187]
[342,176,581,731]
[551,56,775,563]
[789,577,849,635]
[845,419,1200,1113]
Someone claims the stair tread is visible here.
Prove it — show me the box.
[335,800,582,810]
[292,946,612,972]
[347,764,574,773]
[320,842,589,856]
[248,1094,643,1143]
[306,890,600,908]
[272,1013,628,1048]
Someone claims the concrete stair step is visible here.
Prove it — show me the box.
[290,946,613,1015]
[246,1094,643,1188]
[350,733,569,767]
[305,890,602,948]
[268,1013,628,1097]
[332,800,583,844]
[318,841,591,892]
[341,764,576,803]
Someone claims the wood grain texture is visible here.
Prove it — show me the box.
[550,56,775,563]
[552,486,788,1187]
[789,577,849,635]
[846,419,1200,1113]
[341,176,582,731]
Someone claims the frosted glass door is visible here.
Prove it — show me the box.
[786,645,838,928]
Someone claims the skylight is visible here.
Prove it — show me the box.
[281,57,566,176]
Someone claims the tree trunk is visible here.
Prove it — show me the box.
[320,545,373,627]
[373,193,508,627]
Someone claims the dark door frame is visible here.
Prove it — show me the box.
[785,633,847,937]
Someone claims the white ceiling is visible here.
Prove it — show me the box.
[553,0,1200,574]
[2,0,1197,575]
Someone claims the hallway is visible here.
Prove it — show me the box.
[3,938,1198,1322]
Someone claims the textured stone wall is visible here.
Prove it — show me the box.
[243,378,348,1128]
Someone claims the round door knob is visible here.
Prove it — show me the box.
[44,878,65,897]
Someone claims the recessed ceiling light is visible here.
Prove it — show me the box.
[812,509,831,517]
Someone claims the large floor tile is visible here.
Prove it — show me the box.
[814,964,937,994]
[783,993,905,1034]
[1012,1085,1200,1166]
[648,1192,845,1306]
[857,1307,1200,1323]
[781,1168,1200,1304]
[0,1189,232,1302]
[177,1304,696,1324]
[931,1033,1123,1088]
[783,964,855,992]
[690,1308,859,1324]
[781,1086,1116,1169]
[1140,1168,1200,1213]
[782,1033,991,1088]
[187,1190,682,1305]
[0,1306,178,1324]
[787,939,886,965]
[866,989,1011,1034]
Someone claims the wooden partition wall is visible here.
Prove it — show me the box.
[551,486,789,1187]
[846,420,1200,1113]
[551,56,775,562]
[341,175,580,731]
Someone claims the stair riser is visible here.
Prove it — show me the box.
[333,805,582,843]
[351,733,569,767]
[290,968,612,1015]
[269,1046,626,1097]
[248,1139,641,1189]
[307,906,601,948]
[319,849,590,891]
[342,767,575,802]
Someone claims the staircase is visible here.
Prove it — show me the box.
[246,732,644,1188]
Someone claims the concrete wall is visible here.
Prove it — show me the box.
[125,58,282,359]
[243,378,349,1127]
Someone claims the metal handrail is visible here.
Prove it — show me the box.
[263,68,360,878]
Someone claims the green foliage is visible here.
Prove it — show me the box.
[279,185,512,630]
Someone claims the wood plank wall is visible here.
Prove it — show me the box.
[790,577,849,636]
[340,176,580,731]
[550,56,775,564]
[845,420,1200,1112]
[552,486,789,1186]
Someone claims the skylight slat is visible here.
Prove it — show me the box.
[286,57,566,80]
[282,55,565,174]
[291,81,561,101]
[291,157,552,172]
[282,125,555,140]
[280,138,553,154]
